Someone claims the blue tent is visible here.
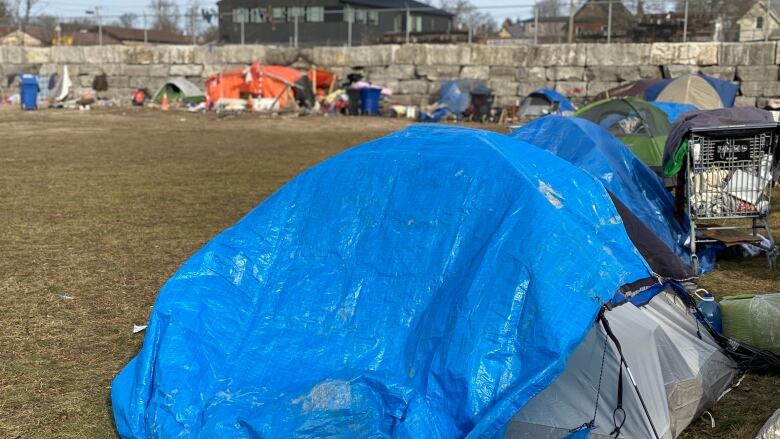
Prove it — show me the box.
[112,125,658,438]
[645,75,738,108]
[533,88,575,111]
[650,101,698,123]
[510,116,716,274]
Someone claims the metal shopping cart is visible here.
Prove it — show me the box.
[685,123,779,272]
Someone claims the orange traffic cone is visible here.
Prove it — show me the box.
[161,92,169,111]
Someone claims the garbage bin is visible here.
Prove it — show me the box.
[346,88,361,116]
[20,74,39,111]
[359,87,382,116]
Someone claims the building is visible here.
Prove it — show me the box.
[217,0,454,45]
[0,27,48,46]
[491,16,568,44]
[565,0,636,42]
[735,1,780,42]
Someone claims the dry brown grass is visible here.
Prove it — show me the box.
[0,109,776,438]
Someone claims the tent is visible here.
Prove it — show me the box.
[519,88,575,118]
[575,97,672,171]
[593,79,663,101]
[507,290,736,439]
[113,125,673,438]
[645,75,739,109]
[205,64,311,109]
[650,102,698,124]
[154,77,204,104]
[509,116,709,275]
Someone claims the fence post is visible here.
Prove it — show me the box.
[241,19,245,45]
[683,0,688,43]
[468,24,472,44]
[766,0,772,42]
[534,4,538,45]
[348,15,352,47]
[567,0,574,43]
[294,14,299,48]
[406,6,411,44]
[143,14,148,44]
[607,0,612,44]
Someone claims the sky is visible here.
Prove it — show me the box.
[38,0,540,25]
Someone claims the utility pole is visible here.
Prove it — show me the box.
[86,6,102,47]
[347,6,352,47]
[683,0,688,43]
[567,0,574,43]
[143,14,148,44]
[294,13,299,48]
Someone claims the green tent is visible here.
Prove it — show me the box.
[575,97,671,171]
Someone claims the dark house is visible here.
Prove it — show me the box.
[217,0,454,45]
[564,0,636,42]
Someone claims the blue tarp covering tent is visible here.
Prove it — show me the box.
[645,75,739,108]
[534,88,575,111]
[650,101,698,123]
[112,125,658,438]
[509,116,715,274]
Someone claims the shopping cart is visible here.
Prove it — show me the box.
[685,123,779,272]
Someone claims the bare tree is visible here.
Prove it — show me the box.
[117,12,138,28]
[184,0,201,38]
[0,0,8,21]
[11,0,39,30]
[537,0,563,17]
[32,13,56,29]
[148,0,179,33]
[438,0,497,33]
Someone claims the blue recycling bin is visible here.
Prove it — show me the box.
[20,74,39,110]
[359,87,382,116]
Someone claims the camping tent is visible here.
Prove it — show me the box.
[509,116,708,274]
[519,88,575,118]
[154,77,204,104]
[205,64,310,109]
[575,97,672,171]
[650,102,698,124]
[645,75,739,109]
[507,290,736,439]
[113,125,672,438]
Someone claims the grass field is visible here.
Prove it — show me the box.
[0,109,776,438]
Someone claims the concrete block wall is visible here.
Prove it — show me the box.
[1,42,779,106]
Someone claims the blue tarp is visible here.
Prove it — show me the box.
[645,75,739,108]
[509,116,716,274]
[533,88,575,111]
[437,80,472,114]
[650,101,698,123]
[112,125,655,438]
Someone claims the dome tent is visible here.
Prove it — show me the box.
[519,87,576,118]
[575,97,672,171]
[112,125,670,438]
[645,74,739,110]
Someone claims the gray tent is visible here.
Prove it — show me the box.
[506,291,736,438]
[153,77,204,104]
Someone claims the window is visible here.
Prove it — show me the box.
[233,8,249,23]
[368,10,379,26]
[307,6,324,22]
[355,9,367,24]
[393,15,402,32]
[409,15,422,32]
[272,7,286,23]
[757,16,764,29]
[343,6,354,23]
[288,7,304,22]
[250,8,266,23]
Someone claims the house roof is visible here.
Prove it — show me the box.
[340,0,453,16]
[100,26,191,44]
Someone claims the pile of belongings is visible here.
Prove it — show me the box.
[419,80,482,122]
[111,123,779,439]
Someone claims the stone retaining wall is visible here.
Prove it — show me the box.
[1,43,779,107]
